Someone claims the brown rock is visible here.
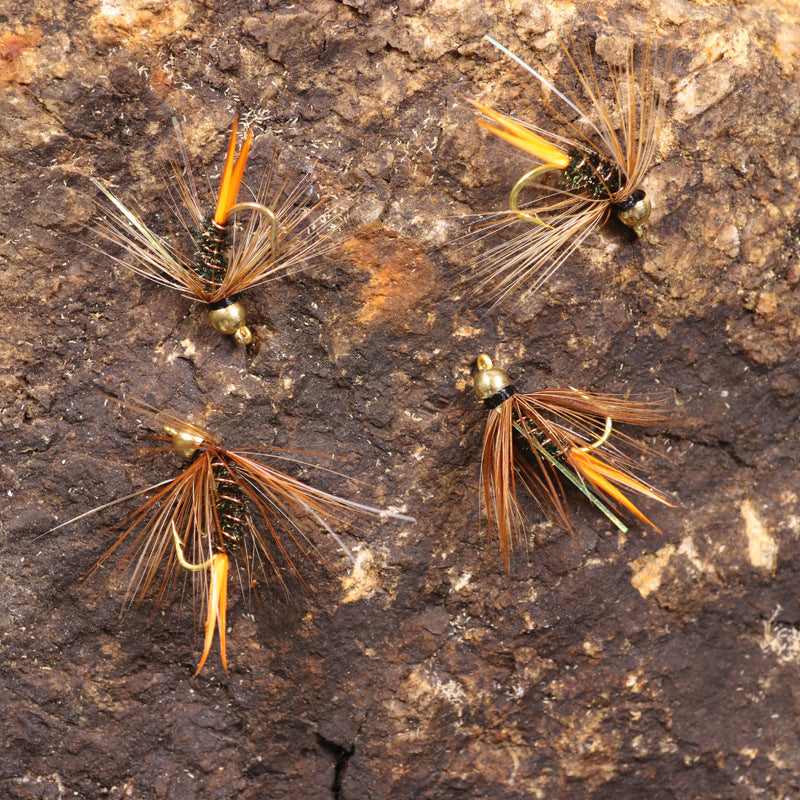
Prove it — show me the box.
[2,0,800,797]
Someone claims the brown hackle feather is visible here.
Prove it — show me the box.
[91,119,344,306]
[480,388,673,570]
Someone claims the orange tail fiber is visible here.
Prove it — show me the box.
[194,552,229,676]
[213,118,254,226]
[468,99,571,169]
[569,447,672,530]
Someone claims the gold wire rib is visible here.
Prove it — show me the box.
[577,417,613,452]
[227,201,279,259]
[509,165,562,228]
[171,521,213,571]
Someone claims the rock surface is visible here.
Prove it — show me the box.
[2,0,800,797]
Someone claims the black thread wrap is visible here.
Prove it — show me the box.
[208,295,239,311]
[483,385,517,410]
[611,189,644,215]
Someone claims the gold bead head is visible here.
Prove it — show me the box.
[163,424,205,461]
[472,353,512,400]
[615,191,651,237]
[208,300,251,344]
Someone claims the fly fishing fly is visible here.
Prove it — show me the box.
[466,33,666,306]
[471,354,673,570]
[49,397,414,674]
[91,117,342,344]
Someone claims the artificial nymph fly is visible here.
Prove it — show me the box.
[50,397,414,675]
[92,117,342,344]
[471,354,673,570]
[467,33,665,306]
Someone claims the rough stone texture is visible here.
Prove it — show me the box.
[2,0,800,797]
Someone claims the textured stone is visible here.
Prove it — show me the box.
[2,0,800,797]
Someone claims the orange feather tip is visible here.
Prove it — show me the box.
[214,118,254,225]
[468,98,570,168]
[568,447,672,531]
[194,552,229,676]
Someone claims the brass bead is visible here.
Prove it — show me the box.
[208,300,249,339]
[163,424,205,461]
[616,192,651,237]
[472,353,512,400]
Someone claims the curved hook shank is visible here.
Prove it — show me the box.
[509,165,562,228]
[577,417,613,452]
[171,521,213,572]
[227,201,279,259]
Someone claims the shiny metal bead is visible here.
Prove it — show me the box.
[472,354,512,400]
